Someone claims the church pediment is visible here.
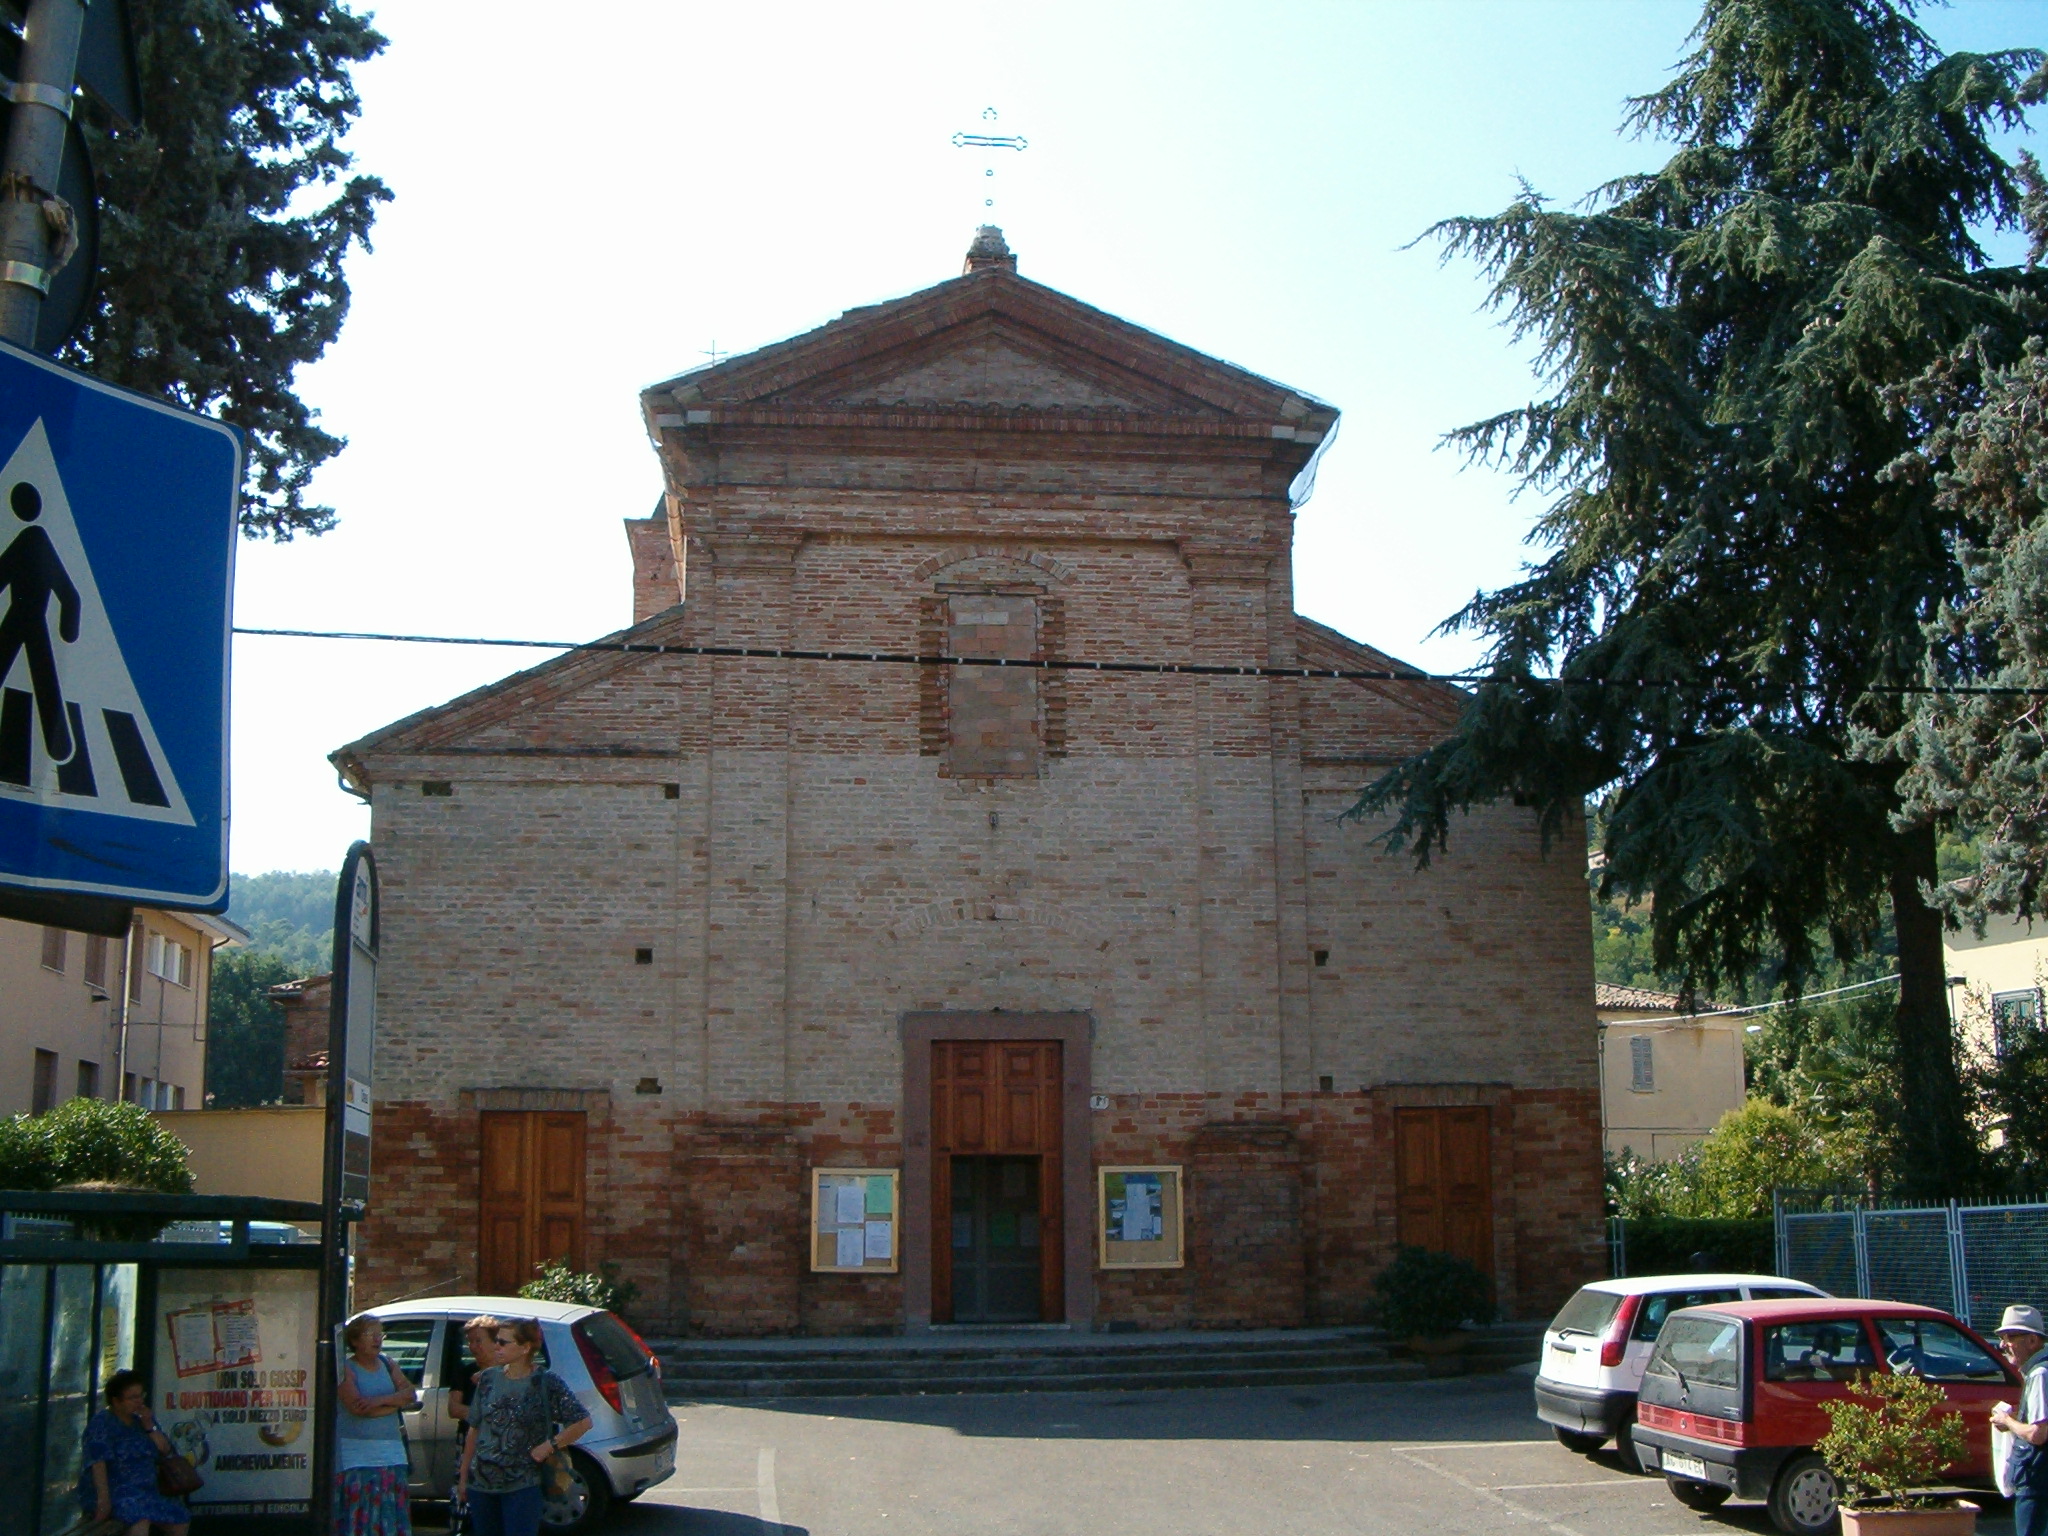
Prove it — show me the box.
[764,315,1215,415]
[644,232,1337,433]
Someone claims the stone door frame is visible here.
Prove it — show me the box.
[899,1011,1094,1331]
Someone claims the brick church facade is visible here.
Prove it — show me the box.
[335,231,1603,1336]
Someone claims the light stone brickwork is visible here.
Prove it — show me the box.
[335,234,1603,1334]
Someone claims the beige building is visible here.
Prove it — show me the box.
[1597,983,1748,1159]
[152,1104,324,1202]
[0,909,243,1118]
[1945,917,2048,1062]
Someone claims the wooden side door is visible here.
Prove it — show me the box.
[477,1110,586,1294]
[1394,1106,1494,1281]
[931,1041,1062,1322]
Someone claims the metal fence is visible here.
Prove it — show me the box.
[1774,1192,2048,1327]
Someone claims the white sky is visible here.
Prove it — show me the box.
[225,0,2044,877]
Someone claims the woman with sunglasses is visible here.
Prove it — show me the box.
[454,1320,592,1536]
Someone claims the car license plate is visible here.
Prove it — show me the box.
[1664,1453,1709,1482]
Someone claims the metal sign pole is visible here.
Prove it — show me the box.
[0,0,86,347]
[314,841,378,1534]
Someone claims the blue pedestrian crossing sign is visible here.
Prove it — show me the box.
[0,338,238,909]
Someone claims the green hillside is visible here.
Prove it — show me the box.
[207,870,337,1107]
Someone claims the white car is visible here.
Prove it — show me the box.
[361,1296,676,1531]
[1534,1273,1827,1472]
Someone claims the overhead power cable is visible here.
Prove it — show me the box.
[229,626,2048,696]
[1619,973,1903,1027]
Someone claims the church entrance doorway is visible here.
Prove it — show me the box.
[930,1039,1063,1323]
[1394,1105,1494,1282]
[949,1155,1042,1322]
[477,1109,586,1295]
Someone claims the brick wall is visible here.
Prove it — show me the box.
[340,256,1603,1336]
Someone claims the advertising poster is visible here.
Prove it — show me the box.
[153,1268,317,1516]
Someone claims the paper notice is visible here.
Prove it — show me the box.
[864,1220,892,1260]
[834,1227,864,1268]
[1122,1177,1161,1243]
[834,1182,865,1228]
[865,1176,893,1216]
[215,1299,262,1369]
[168,1306,221,1377]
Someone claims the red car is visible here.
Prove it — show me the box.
[1631,1298,2017,1536]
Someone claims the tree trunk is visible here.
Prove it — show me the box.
[1888,822,1977,1197]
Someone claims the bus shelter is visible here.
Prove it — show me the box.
[0,1188,325,1535]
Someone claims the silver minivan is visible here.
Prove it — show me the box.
[361,1296,676,1532]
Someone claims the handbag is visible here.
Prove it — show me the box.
[535,1369,575,1496]
[156,1452,204,1497]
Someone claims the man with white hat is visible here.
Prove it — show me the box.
[1991,1304,2048,1536]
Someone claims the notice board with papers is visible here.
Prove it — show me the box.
[811,1168,899,1273]
[1098,1165,1184,1268]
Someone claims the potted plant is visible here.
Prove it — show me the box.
[1817,1369,1977,1535]
[1372,1246,1492,1372]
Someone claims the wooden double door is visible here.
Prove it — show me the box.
[1394,1106,1494,1280]
[931,1040,1062,1323]
[478,1110,586,1295]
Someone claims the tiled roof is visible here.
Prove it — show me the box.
[1596,982,1682,1011]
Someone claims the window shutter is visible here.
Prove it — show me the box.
[1630,1034,1655,1092]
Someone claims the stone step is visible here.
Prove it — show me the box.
[661,1344,1393,1383]
[649,1322,1543,1400]
[661,1358,1430,1400]
[651,1327,1383,1362]
[653,1335,1393,1365]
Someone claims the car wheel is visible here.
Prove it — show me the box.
[1553,1426,1607,1454]
[1768,1452,1839,1536]
[1667,1476,1732,1510]
[540,1450,614,1534]
[1613,1414,1645,1475]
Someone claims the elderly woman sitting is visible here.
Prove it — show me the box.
[77,1369,189,1536]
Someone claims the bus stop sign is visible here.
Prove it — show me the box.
[0,337,239,910]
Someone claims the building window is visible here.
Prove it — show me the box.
[171,1085,185,1111]
[122,1072,136,1103]
[32,1049,57,1114]
[944,593,1040,776]
[1994,990,2043,1058]
[83,934,108,988]
[1630,1034,1655,1093]
[75,1059,98,1100]
[128,927,143,1003]
[40,926,66,973]
[145,932,193,988]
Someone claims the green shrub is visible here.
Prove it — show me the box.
[518,1259,639,1319]
[1373,1246,1493,1338]
[1818,1369,1968,1508]
[0,1098,194,1193]
[1616,1216,1776,1277]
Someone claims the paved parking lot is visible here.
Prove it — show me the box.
[532,1369,2020,1536]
